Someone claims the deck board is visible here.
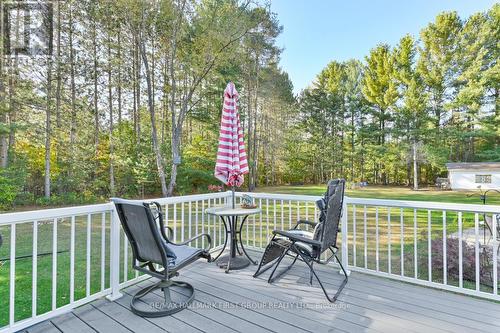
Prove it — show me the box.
[24,250,500,333]
[50,312,96,333]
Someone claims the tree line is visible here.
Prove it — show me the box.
[0,0,294,209]
[0,1,498,210]
[289,4,499,188]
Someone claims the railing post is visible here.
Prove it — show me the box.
[106,207,123,301]
[340,199,351,276]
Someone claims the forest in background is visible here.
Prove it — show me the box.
[0,1,498,210]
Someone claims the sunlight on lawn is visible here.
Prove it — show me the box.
[258,185,500,205]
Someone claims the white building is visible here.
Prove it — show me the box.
[446,162,500,190]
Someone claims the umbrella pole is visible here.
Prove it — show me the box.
[232,186,235,209]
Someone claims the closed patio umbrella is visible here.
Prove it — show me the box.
[214,82,248,208]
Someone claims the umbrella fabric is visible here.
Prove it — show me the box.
[214,82,249,187]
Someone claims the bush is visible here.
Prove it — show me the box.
[427,237,499,287]
[0,165,27,210]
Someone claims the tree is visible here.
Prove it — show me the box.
[393,35,427,188]
[417,12,462,130]
[362,44,398,184]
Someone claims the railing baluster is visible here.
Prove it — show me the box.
[375,207,379,272]
[165,203,169,228]
[10,223,16,326]
[458,212,463,288]
[281,200,284,230]
[173,203,177,242]
[400,208,404,277]
[296,201,300,221]
[414,209,418,279]
[305,202,309,222]
[218,198,222,246]
[201,200,205,249]
[32,221,38,317]
[253,208,256,248]
[353,205,357,267]
[101,212,106,291]
[208,199,217,246]
[388,208,391,275]
[181,202,185,242]
[52,218,58,310]
[266,199,270,239]
[341,201,348,271]
[493,214,498,295]
[246,197,250,246]
[188,201,192,242]
[259,198,263,248]
[363,205,367,269]
[428,210,432,282]
[124,228,128,282]
[195,201,199,248]
[474,213,480,291]
[273,199,277,230]
[288,200,292,229]
[70,216,75,303]
[86,214,91,297]
[442,211,447,285]
[213,198,217,246]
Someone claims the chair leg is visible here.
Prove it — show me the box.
[267,248,290,283]
[254,238,286,278]
[297,251,348,303]
[130,280,194,317]
[268,250,299,284]
[309,262,314,285]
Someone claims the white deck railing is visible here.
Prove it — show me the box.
[0,191,499,332]
[345,197,500,302]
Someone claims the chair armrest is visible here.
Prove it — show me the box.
[169,233,212,251]
[273,230,322,247]
[292,219,317,230]
[165,226,174,239]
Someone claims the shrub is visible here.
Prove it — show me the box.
[428,237,499,287]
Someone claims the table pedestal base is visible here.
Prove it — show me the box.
[216,254,250,272]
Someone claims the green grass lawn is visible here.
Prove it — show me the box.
[258,184,500,205]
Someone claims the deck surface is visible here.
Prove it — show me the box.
[23,250,500,333]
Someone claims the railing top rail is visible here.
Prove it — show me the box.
[235,191,321,202]
[0,203,114,225]
[152,191,231,204]
[346,197,500,213]
[0,192,231,226]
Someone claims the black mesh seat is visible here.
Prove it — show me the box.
[111,198,212,317]
[253,179,348,302]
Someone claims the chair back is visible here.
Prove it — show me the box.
[316,179,345,254]
[111,198,169,266]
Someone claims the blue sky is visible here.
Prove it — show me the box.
[270,0,497,94]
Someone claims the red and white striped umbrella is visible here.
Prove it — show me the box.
[214,82,249,187]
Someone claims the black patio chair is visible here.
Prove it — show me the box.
[111,198,212,317]
[253,179,347,302]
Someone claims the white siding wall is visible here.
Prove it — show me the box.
[449,170,500,190]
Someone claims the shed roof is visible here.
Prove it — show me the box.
[446,162,500,170]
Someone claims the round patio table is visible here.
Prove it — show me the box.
[205,206,261,273]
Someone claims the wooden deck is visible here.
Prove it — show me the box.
[22,250,500,333]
